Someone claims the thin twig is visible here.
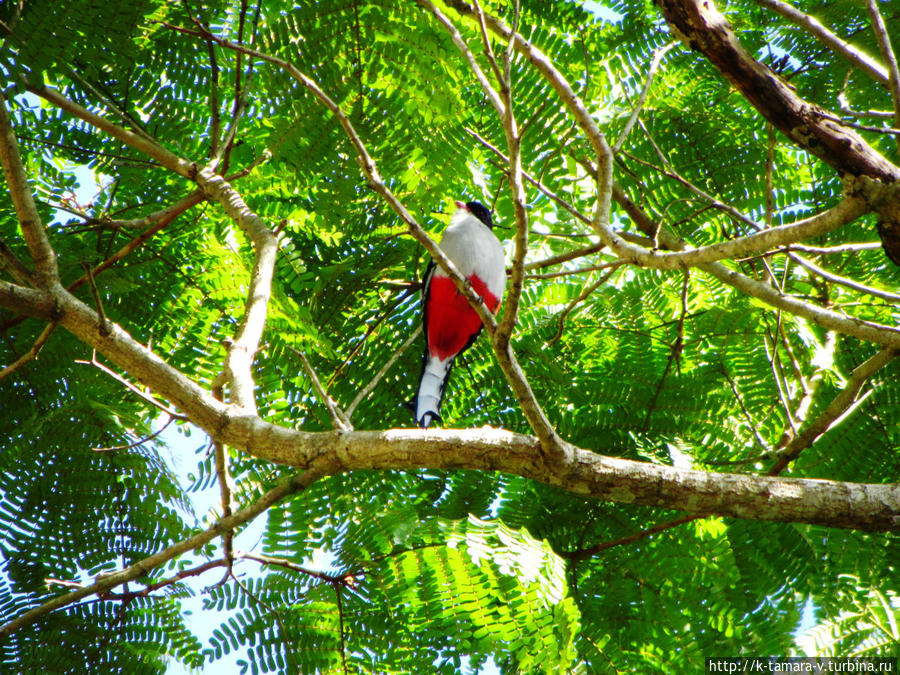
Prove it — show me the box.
[641,270,689,432]
[0,322,55,382]
[1,470,316,636]
[346,325,422,420]
[0,237,36,286]
[562,514,698,561]
[720,363,771,453]
[92,415,176,453]
[75,352,188,420]
[613,42,677,153]
[235,551,348,583]
[335,582,348,675]
[780,242,882,255]
[413,0,505,115]
[465,126,597,232]
[229,570,299,671]
[768,347,897,474]
[211,376,235,563]
[471,0,503,85]
[290,346,352,431]
[787,251,900,302]
[865,0,900,155]
[755,0,889,86]
[547,267,620,347]
[326,285,416,388]
[526,261,623,280]
[81,261,110,336]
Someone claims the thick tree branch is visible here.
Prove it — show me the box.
[593,190,868,269]
[755,0,890,87]
[29,83,277,412]
[1,284,898,534]
[608,182,900,350]
[0,92,59,286]
[657,0,899,181]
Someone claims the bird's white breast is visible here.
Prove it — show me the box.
[434,212,505,299]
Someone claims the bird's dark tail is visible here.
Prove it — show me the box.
[413,351,454,428]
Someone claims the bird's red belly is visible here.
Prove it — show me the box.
[426,275,499,361]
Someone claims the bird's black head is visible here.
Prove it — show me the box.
[465,201,493,229]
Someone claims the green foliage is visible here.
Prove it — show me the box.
[1,0,899,672]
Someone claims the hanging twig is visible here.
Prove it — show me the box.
[75,351,188,421]
[865,0,900,155]
[0,322,55,382]
[81,261,111,336]
[346,326,422,420]
[289,346,352,431]
[613,42,677,153]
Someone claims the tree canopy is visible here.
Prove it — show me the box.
[1,0,899,672]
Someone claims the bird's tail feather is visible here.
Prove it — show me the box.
[414,353,454,428]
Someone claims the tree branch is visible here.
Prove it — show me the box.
[29,82,278,412]
[345,326,421,420]
[0,322,54,382]
[614,42,678,153]
[656,0,900,263]
[0,91,59,286]
[0,236,35,286]
[865,0,900,156]
[293,347,352,431]
[594,189,868,269]
[755,0,890,87]
[444,0,614,237]
[768,347,897,475]
[606,182,900,350]
[1,285,897,544]
[0,470,317,636]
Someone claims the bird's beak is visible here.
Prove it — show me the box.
[454,200,466,210]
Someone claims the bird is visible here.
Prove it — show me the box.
[413,200,505,428]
